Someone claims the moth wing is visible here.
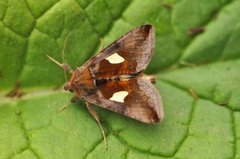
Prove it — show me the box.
[85,78,164,123]
[85,24,154,78]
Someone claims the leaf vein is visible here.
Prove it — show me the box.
[232,112,237,158]
[172,100,196,157]
[15,106,41,159]
[160,78,240,112]
[104,122,170,158]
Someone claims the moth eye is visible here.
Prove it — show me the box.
[69,89,73,92]
[105,53,125,64]
[64,83,70,90]
[109,91,129,103]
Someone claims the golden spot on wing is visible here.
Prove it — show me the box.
[109,91,129,103]
[105,53,125,64]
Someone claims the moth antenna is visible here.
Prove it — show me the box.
[47,54,63,67]
[98,38,104,53]
[46,55,73,73]
[61,31,73,82]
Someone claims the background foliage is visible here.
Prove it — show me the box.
[0,0,240,158]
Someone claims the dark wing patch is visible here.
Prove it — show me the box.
[87,25,155,78]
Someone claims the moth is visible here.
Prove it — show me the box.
[48,24,164,148]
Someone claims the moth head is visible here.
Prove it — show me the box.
[63,82,73,92]
[63,72,76,93]
[63,70,80,94]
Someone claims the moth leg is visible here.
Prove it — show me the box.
[57,103,70,112]
[85,102,107,150]
[57,96,79,112]
[70,96,79,103]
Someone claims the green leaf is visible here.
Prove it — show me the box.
[0,0,240,158]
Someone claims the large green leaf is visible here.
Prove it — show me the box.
[0,0,240,158]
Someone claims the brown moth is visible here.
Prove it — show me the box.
[48,24,164,148]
